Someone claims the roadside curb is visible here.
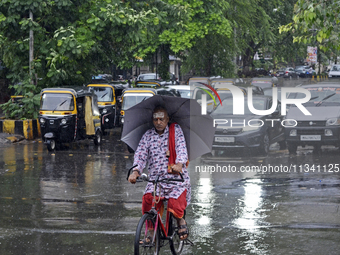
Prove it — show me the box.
[0,119,41,140]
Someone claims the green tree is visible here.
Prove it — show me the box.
[181,34,236,77]
[269,0,307,68]
[132,0,233,80]
[280,0,340,52]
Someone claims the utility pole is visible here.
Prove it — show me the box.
[29,10,34,84]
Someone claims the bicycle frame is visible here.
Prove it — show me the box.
[146,199,174,244]
[128,166,188,254]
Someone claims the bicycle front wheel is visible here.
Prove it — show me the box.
[168,213,184,255]
[134,213,160,255]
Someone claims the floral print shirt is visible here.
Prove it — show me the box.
[133,124,191,205]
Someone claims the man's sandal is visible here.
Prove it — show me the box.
[178,224,189,240]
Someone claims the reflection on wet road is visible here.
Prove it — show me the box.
[0,135,339,254]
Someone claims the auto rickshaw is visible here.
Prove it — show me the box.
[119,87,180,126]
[39,88,102,151]
[87,81,126,133]
[119,87,180,153]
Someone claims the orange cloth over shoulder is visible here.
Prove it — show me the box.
[167,123,189,174]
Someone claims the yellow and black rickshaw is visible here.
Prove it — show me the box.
[87,81,127,132]
[39,88,102,151]
[120,87,181,125]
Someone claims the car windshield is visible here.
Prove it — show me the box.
[192,87,213,100]
[263,88,281,99]
[177,90,191,98]
[288,87,340,106]
[331,65,340,71]
[121,94,153,110]
[142,74,157,80]
[88,86,113,102]
[215,90,233,101]
[211,98,266,115]
[40,93,74,111]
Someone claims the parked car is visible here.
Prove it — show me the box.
[328,65,340,78]
[135,80,164,88]
[238,85,264,96]
[295,66,315,78]
[250,77,278,88]
[191,85,215,113]
[215,87,247,102]
[166,85,191,98]
[210,78,235,88]
[137,73,160,81]
[275,68,286,77]
[284,83,340,154]
[211,95,285,155]
[283,67,299,79]
[137,72,179,85]
[275,67,298,79]
[91,74,113,83]
[262,87,282,102]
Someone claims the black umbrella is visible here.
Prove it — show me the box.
[121,95,215,160]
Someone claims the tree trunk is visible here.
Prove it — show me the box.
[158,44,170,81]
[242,40,256,76]
[29,10,34,85]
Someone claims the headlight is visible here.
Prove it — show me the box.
[121,118,124,124]
[102,108,108,114]
[40,118,45,124]
[61,118,67,125]
[326,118,340,126]
[283,119,297,127]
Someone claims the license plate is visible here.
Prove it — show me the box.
[215,137,235,143]
[300,135,321,141]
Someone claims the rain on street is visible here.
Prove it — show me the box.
[0,130,339,255]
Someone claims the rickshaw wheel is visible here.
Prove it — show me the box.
[94,130,102,145]
[46,139,56,151]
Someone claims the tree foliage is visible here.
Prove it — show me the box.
[0,0,234,86]
[280,0,340,52]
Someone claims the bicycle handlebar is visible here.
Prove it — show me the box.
[138,173,184,184]
[126,165,184,183]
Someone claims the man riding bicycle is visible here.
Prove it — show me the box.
[128,105,190,240]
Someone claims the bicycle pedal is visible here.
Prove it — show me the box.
[184,239,194,246]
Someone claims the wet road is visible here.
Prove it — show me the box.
[0,131,340,255]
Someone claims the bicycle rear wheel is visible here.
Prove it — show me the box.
[134,213,160,255]
[168,213,184,255]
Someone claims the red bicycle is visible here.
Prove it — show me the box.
[127,167,193,255]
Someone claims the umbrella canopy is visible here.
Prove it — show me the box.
[121,95,215,160]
